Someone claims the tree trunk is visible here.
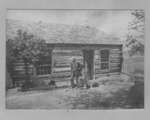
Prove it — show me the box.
[24,60,31,89]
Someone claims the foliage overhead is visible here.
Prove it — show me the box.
[126,10,144,56]
[6,19,121,45]
[6,29,48,64]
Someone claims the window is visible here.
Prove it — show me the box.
[36,56,52,75]
[36,64,51,75]
[100,49,109,70]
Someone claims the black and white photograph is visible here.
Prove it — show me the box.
[6,9,144,109]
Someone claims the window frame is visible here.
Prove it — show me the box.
[35,55,52,76]
[99,49,110,72]
[36,63,52,76]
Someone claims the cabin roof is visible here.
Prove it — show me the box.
[40,24,122,45]
[7,19,122,45]
[44,27,122,45]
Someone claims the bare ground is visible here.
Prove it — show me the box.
[6,79,139,109]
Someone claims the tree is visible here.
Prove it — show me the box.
[126,10,144,56]
[6,29,49,89]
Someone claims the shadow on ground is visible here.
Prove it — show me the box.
[6,76,144,109]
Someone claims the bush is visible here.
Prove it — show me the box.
[20,77,35,91]
[127,80,144,108]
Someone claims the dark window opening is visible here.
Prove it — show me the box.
[36,56,52,75]
[100,50,109,70]
[36,64,51,75]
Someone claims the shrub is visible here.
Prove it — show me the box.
[127,80,144,108]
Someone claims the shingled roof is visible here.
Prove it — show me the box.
[7,19,122,45]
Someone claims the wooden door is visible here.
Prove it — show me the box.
[83,50,94,80]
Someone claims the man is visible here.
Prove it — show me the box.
[70,58,77,88]
[76,62,83,87]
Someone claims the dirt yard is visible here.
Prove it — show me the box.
[6,76,142,109]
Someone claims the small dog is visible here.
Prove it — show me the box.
[48,80,57,88]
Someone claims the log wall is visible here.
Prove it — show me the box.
[13,61,34,86]
[51,49,83,81]
[11,45,122,86]
[94,46,122,79]
[52,46,122,81]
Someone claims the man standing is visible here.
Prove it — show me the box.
[70,58,77,88]
[76,62,83,87]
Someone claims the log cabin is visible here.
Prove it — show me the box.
[9,23,123,87]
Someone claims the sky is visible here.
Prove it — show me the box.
[7,10,134,39]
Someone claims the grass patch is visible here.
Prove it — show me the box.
[71,76,144,109]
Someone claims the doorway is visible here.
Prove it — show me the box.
[83,50,94,80]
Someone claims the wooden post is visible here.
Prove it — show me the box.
[33,65,37,76]
[120,45,123,73]
[50,48,53,76]
[93,50,96,80]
